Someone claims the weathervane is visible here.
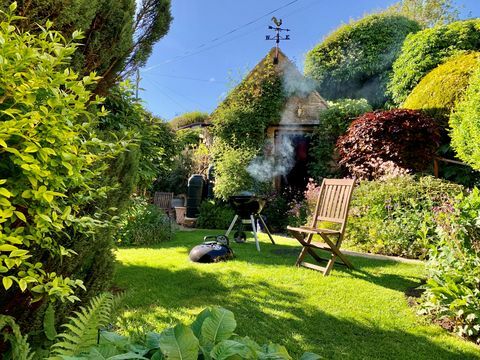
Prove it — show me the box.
[265,17,290,64]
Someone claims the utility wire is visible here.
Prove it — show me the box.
[150,74,228,84]
[144,0,302,71]
[144,78,189,112]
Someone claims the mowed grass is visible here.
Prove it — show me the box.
[114,229,480,359]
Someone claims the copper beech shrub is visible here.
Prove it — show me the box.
[336,109,441,180]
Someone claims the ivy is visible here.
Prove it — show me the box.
[210,52,285,200]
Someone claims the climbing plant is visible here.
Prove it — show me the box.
[210,52,285,200]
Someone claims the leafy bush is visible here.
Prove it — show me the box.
[450,65,480,171]
[304,14,420,108]
[309,99,372,179]
[420,189,480,343]
[388,19,480,105]
[337,109,441,180]
[403,52,480,122]
[0,6,115,305]
[211,141,258,201]
[116,197,173,246]
[346,176,464,258]
[196,200,235,230]
[170,111,209,130]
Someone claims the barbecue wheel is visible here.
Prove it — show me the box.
[233,231,246,243]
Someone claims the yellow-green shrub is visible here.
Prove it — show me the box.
[450,66,480,170]
[403,52,480,122]
[0,6,114,302]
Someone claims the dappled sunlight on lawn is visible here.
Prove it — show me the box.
[114,230,480,360]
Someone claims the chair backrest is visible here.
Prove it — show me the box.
[310,178,355,233]
[153,192,173,211]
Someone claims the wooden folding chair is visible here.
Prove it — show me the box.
[287,178,355,276]
[153,192,174,217]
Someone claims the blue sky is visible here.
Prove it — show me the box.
[139,0,480,120]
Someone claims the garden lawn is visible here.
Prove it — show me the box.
[114,230,480,360]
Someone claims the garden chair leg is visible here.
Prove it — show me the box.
[295,233,313,266]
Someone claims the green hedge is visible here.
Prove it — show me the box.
[403,52,480,122]
[304,13,420,108]
[450,65,480,170]
[389,19,480,105]
[346,176,464,258]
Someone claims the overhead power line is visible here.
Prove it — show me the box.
[144,0,302,71]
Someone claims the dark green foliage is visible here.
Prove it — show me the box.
[404,52,480,122]
[420,189,480,343]
[0,315,33,359]
[346,176,464,258]
[154,149,193,195]
[337,109,441,180]
[309,99,372,180]
[3,0,172,94]
[388,19,480,105]
[170,111,209,130]
[196,200,235,230]
[211,51,285,200]
[116,197,173,246]
[450,66,480,171]
[304,14,421,108]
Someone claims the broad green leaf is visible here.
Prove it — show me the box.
[3,276,13,290]
[14,211,26,222]
[145,332,161,350]
[191,307,212,338]
[0,244,18,252]
[19,278,27,291]
[259,343,291,360]
[150,351,164,360]
[299,352,322,360]
[44,303,57,340]
[158,324,199,360]
[200,307,236,346]
[210,340,255,360]
[0,188,12,198]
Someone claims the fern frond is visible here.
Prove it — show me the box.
[0,315,34,360]
[48,292,114,359]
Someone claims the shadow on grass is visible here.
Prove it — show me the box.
[228,240,424,294]
[114,261,478,360]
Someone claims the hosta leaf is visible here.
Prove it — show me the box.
[259,343,291,360]
[159,324,199,360]
[200,307,236,347]
[210,340,254,360]
[191,307,212,338]
[299,352,322,360]
[145,332,161,350]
